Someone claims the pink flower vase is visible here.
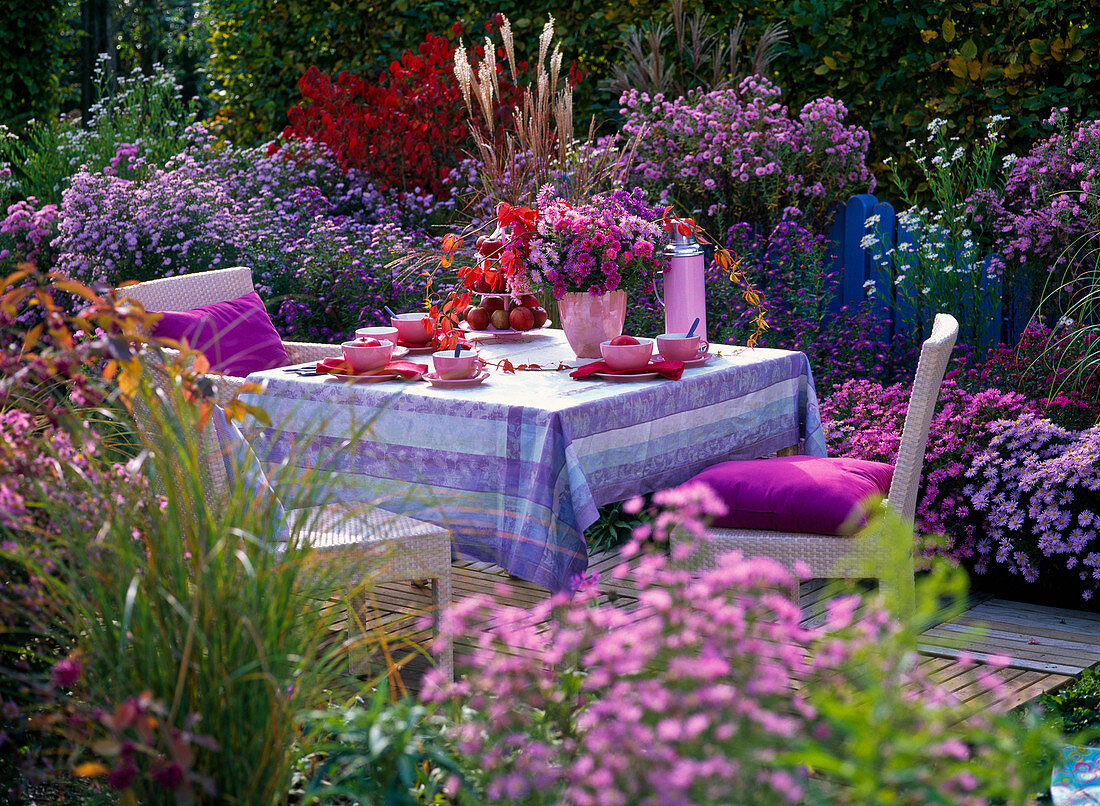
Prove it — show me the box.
[557,290,628,358]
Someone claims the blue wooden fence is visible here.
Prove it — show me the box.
[824,193,1031,350]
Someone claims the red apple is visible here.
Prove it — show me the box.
[609,335,640,346]
[490,309,511,330]
[477,237,503,257]
[355,337,382,346]
[531,306,548,328]
[509,306,535,331]
[465,307,491,330]
[520,294,539,308]
[483,296,505,311]
[473,278,492,293]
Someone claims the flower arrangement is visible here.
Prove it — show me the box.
[523,185,665,297]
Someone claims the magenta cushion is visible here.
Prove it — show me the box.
[691,456,894,536]
[151,291,290,376]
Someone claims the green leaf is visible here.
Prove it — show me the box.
[959,39,978,60]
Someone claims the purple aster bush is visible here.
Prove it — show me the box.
[49,127,443,338]
[985,110,1100,300]
[821,375,1100,604]
[957,416,1100,600]
[423,485,1061,804]
[619,76,874,236]
[0,197,59,271]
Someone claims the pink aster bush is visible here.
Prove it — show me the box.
[821,375,1100,604]
[423,484,1061,804]
[620,75,874,236]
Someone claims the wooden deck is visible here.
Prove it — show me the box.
[356,551,1100,708]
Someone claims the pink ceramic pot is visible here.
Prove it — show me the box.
[557,289,628,359]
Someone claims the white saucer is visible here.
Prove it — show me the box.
[425,370,490,389]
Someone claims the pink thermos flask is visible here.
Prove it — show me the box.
[660,220,708,338]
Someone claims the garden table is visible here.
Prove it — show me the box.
[238,329,825,592]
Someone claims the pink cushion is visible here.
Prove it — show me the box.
[151,291,290,376]
[691,456,894,536]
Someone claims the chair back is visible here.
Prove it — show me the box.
[120,266,255,312]
[887,313,959,521]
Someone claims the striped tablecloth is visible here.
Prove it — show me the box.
[240,329,825,592]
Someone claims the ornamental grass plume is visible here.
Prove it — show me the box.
[453,15,640,207]
[423,484,1063,804]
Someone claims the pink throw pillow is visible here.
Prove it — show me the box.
[151,290,290,376]
[691,456,894,536]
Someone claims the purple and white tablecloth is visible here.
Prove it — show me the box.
[240,330,825,592]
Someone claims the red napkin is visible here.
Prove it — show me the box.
[570,360,685,381]
[315,357,428,379]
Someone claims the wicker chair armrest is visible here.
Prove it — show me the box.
[285,341,342,363]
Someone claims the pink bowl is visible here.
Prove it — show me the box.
[341,339,394,372]
[599,338,654,371]
[355,325,400,344]
[390,313,433,344]
[432,351,481,380]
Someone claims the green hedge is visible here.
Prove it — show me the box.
[204,0,655,143]
[207,0,1100,167]
[0,0,67,132]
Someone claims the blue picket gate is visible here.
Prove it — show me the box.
[824,194,1031,351]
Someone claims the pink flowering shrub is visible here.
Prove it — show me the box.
[964,320,1100,430]
[821,376,1100,604]
[423,485,1061,804]
[620,75,874,236]
[0,197,58,269]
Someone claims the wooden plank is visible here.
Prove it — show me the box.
[920,625,1100,669]
[924,621,1100,664]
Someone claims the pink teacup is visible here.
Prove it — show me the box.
[599,337,655,371]
[355,325,400,344]
[341,339,394,372]
[432,351,481,380]
[391,313,433,345]
[657,333,709,362]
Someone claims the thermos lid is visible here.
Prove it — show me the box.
[663,220,703,257]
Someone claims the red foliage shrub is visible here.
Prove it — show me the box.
[279,33,520,198]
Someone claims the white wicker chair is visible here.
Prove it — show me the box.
[123,266,453,678]
[676,313,959,611]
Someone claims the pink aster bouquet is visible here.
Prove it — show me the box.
[522,185,666,298]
